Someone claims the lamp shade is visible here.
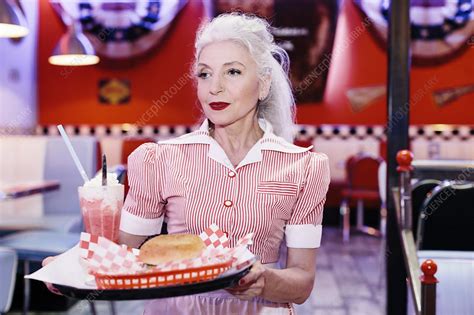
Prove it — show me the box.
[0,0,29,38]
[48,29,99,66]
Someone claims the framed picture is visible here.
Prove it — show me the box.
[98,78,131,105]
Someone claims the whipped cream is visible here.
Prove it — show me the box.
[80,173,123,205]
[84,172,120,187]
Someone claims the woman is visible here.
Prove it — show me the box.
[119,13,330,314]
[43,12,329,314]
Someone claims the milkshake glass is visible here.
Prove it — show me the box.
[78,173,123,243]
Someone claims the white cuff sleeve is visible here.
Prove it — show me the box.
[285,224,323,248]
[119,210,164,236]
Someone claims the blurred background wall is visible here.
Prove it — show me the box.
[34,1,474,126]
[0,0,38,133]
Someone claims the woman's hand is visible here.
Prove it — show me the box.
[41,256,62,295]
[226,261,266,300]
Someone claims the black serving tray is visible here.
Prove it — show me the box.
[53,268,250,300]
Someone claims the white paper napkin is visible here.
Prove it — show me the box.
[25,244,96,289]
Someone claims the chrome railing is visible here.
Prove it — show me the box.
[394,150,438,315]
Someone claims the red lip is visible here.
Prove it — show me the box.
[209,102,230,110]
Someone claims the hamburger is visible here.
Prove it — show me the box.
[139,234,206,265]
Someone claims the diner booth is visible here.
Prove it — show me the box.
[1,0,473,315]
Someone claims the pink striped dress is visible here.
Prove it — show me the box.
[120,119,330,314]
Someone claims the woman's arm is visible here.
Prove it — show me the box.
[119,143,166,247]
[119,230,149,249]
[228,247,317,304]
[262,248,317,304]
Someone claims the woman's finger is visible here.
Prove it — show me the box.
[228,274,265,300]
[227,261,266,299]
[228,286,256,294]
[237,261,265,287]
[233,287,262,301]
[42,256,62,295]
[42,256,56,267]
[45,282,62,296]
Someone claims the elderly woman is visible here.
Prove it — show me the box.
[43,12,329,314]
[119,13,330,314]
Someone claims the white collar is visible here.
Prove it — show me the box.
[159,119,312,171]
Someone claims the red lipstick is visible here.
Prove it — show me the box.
[209,102,230,111]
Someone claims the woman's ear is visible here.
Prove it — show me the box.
[259,73,271,101]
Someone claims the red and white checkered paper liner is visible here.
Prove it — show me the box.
[79,224,254,276]
[79,233,142,274]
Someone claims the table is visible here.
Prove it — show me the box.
[0,180,68,232]
[0,181,60,201]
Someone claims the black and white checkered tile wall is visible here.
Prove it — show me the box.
[35,124,474,141]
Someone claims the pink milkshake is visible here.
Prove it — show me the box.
[78,174,123,243]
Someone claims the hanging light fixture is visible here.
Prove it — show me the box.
[0,0,29,38]
[48,25,100,66]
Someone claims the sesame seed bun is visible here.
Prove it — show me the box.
[139,234,205,265]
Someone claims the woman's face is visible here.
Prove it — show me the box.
[196,40,269,128]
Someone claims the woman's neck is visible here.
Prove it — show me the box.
[210,116,264,167]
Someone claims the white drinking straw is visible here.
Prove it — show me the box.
[57,124,89,183]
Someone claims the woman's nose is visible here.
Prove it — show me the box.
[209,75,224,95]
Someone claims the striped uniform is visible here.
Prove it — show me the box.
[120,119,330,314]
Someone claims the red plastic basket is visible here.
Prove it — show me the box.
[93,260,233,289]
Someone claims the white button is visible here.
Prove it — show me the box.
[224,200,233,207]
[228,171,236,178]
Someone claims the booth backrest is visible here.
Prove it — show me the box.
[418,182,474,251]
[43,136,97,214]
[411,179,442,240]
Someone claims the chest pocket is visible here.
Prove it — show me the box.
[257,181,299,197]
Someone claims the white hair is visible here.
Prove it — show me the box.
[193,13,296,142]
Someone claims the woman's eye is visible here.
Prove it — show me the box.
[227,69,242,76]
[197,72,210,79]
